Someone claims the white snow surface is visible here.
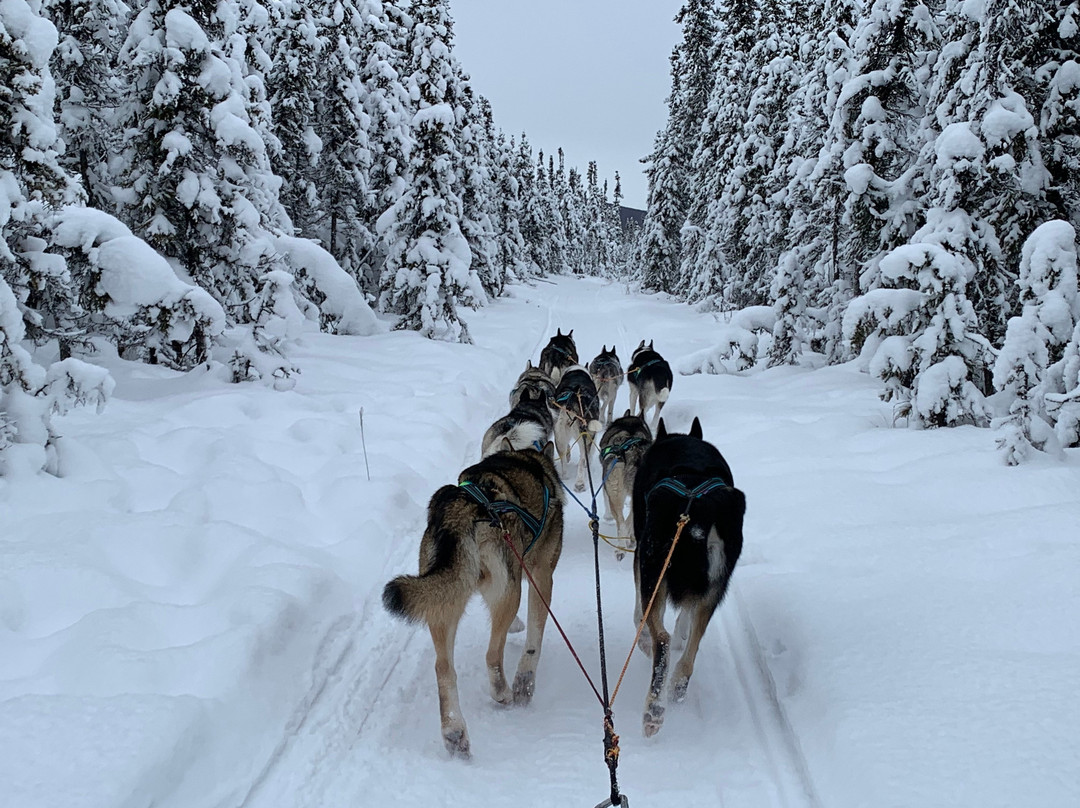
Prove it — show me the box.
[2,278,1078,807]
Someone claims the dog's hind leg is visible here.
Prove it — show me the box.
[670,599,716,704]
[573,431,590,492]
[642,583,671,737]
[628,384,639,420]
[483,573,521,706]
[429,616,470,758]
[553,417,571,475]
[513,560,554,705]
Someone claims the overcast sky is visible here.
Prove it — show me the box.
[447,0,684,210]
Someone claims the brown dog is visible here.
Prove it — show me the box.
[383,443,564,758]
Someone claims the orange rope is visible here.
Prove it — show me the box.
[609,513,690,707]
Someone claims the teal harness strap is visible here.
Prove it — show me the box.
[628,358,663,379]
[555,390,577,405]
[459,480,550,555]
[599,437,644,461]
[648,476,729,511]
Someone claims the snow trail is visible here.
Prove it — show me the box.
[235,277,823,808]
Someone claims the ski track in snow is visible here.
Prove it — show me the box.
[236,278,821,808]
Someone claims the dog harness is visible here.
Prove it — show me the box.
[648,476,729,513]
[628,358,664,379]
[599,437,645,462]
[458,480,550,555]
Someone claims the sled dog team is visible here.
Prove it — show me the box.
[383,330,746,758]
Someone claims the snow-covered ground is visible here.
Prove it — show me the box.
[2,277,1078,808]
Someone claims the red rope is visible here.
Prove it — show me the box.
[500,529,606,707]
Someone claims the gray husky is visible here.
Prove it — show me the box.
[482,385,554,457]
[539,329,579,385]
[509,361,556,409]
[551,365,602,492]
[383,444,564,759]
[589,346,624,427]
[598,411,652,549]
[627,340,673,433]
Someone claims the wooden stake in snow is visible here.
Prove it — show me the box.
[359,408,371,481]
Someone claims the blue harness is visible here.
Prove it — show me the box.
[459,480,550,555]
[648,476,729,510]
[628,358,663,379]
[600,437,645,462]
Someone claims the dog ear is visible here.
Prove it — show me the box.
[568,329,573,338]
[648,339,654,350]
[636,339,645,349]
[556,328,563,336]
[541,440,556,462]
[624,408,631,418]
[690,417,703,440]
[526,359,533,369]
[501,437,515,453]
[656,419,667,439]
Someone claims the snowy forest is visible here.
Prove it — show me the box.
[636,0,1080,462]
[0,0,631,475]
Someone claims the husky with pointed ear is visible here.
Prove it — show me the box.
[482,383,554,458]
[551,364,602,492]
[588,345,624,427]
[509,360,556,409]
[627,339,673,433]
[598,410,652,551]
[539,329,578,385]
[383,442,564,759]
[631,416,745,738]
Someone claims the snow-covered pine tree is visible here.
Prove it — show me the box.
[838,0,939,297]
[995,220,1080,457]
[1039,3,1080,228]
[376,0,483,341]
[266,0,326,242]
[767,0,858,366]
[561,158,586,274]
[116,0,290,317]
[682,0,757,302]
[639,0,716,295]
[639,121,687,293]
[457,83,501,297]
[1,0,113,475]
[1,0,84,354]
[489,128,530,282]
[44,0,130,210]
[230,268,303,389]
[715,0,800,309]
[299,0,376,284]
[515,136,552,274]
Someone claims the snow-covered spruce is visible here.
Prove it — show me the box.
[49,206,226,368]
[995,220,1080,459]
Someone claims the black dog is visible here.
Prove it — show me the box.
[627,340,673,432]
[631,416,745,737]
[539,328,579,384]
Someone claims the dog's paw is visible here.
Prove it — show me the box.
[443,726,471,759]
[508,616,525,634]
[512,670,535,705]
[672,676,690,703]
[643,703,665,737]
[491,683,513,705]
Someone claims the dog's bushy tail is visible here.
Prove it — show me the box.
[657,388,670,403]
[382,526,480,625]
